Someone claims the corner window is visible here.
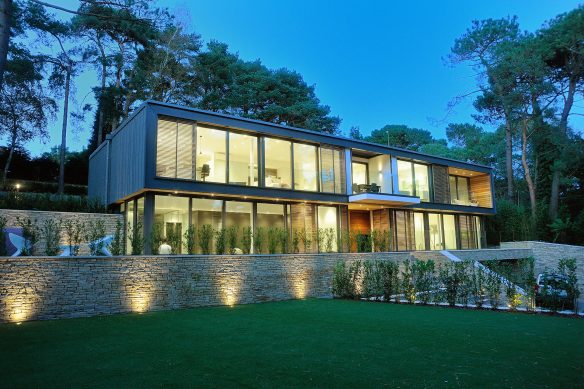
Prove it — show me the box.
[450,175,470,205]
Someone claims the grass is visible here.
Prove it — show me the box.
[0,299,583,387]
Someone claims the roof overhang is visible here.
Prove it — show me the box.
[348,193,421,206]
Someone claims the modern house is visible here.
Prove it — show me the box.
[88,101,495,254]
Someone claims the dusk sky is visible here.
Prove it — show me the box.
[26,0,583,156]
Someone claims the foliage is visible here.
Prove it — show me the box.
[412,260,436,305]
[485,271,503,309]
[254,227,266,254]
[226,226,238,255]
[267,227,279,254]
[298,228,311,253]
[85,219,106,256]
[322,228,335,253]
[558,258,581,312]
[278,228,289,254]
[63,219,84,256]
[378,261,400,303]
[241,227,252,255]
[471,265,487,308]
[108,219,124,256]
[355,232,371,253]
[0,215,7,256]
[372,229,390,252]
[291,229,300,253]
[506,282,522,311]
[183,225,196,255]
[438,262,466,307]
[362,260,382,300]
[128,221,143,255]
[401,259,416,304]
[41,219,61,256]
[16,216,39,256]
[197,225,213,255]
[0,192,105,213]
[149,222,164,255]
[215,228,227,255]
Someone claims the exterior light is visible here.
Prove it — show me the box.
[15,183,20,191]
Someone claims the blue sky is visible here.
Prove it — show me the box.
[24,0,583,155]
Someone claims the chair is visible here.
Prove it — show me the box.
[369,183,380,193]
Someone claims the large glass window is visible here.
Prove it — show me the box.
[264,138,292,189]
[318,206,338,252]
[293,143,318,191]
[196,126,226,183]
[320,146,345,194]
[428,213,444,250]
[397,160,430,201]
[397,160,414,196]
[257,203,285,230]
[443,214,457,250]
[450,175,471,205]
[474,216,483,249]
[414,164,430,202]
[229,132,258,186]
[154,196,189,254]
[225,201,253,253]
[191,198,223,254]
[352,162,368,192]
[413,212,426,250]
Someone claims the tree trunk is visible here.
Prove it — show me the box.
[0,0,12,92]
[521,119,537,222]
[2,129,16,188]
[58,67,71,195]
[504,112,514,200]
[97,38,107,145]
[548,77,576,221]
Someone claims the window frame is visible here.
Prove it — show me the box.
[397,159,432,201]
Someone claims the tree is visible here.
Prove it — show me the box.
[539,7,584,220]
[0,53,56,187]
[450,17,520,200]
[349,126,364,140]
[366,124,436,150]
[0,0,13,90]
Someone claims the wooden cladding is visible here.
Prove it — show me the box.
[470,174,493,208]
[320,146,345,194]
[458,214,478,249]
[393,210,414,251]
[290,203,317,253]
[432,165,450,204]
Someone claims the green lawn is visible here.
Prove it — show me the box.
[0,299,583,388]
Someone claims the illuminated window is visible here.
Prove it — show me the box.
[154,196,189,254]
[196,126,226,183]
[397,160,430,201]
[318,206,338,252]
[264,138,292,189]
[413,212,426,250]
[293,143,318,191]
[229,132,258,186]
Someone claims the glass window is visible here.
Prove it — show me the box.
[397,160,414,196]
[413,212,426,251]
[177,121,195,179]
[352,162,368,190]
[449,176,457,201]
[154,195,189,254]
[320,146,345,194]
[225,201,252,253]
[318,206,338,252]
[196,126,226,183]
[264,138,292,189]
[428,213,444,250]
[293,143,318,191]
[414,164,430,202]
[257,203,285,230]
[156,118,177,178]
[126,200,134,254]
[229,132,258,186]
[474,216,482,249]
[443,214,457,250]
[191,198,223,254]
[458,177,470,204]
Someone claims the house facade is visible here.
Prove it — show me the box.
[88,101,495,254]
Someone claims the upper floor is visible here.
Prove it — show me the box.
[89,101,495,214]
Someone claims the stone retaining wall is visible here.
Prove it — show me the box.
[501,241,584,293]
[0,209,124,255]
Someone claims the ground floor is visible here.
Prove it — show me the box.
[121,192,486,254]
[1,300,581,387]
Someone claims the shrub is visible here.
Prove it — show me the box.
[215,228,227,255]
[471,265,486,308]
[85,219,106,256]
[372,230,390,252]
[16,217,39,256]
[241,227,252,254]
[506,282,522,310]
[439,262,464,307]
[278,228,289,253]
[558,258,580,313]
[485,271,502,309]
[339,229,353,253]
[108,219,125,256]
[401,259,416,304]
[291,229,300,253]
[41,219,61,256]
[332,261,352,298]
[128,221,144,255]
[166,227,182,254]
[379,260,400,303]
[349,260,363,299]
[413,260,435,305]
[298,228,311,253]
[63,219,84,256]
[254,227,266,254]
[183,225,196,255]
[226,226,238,254]
[267,227,279,254]
[0,192,105,213]
[149,222,164,255]
[315,228,325,253]
[197,225,213,255]
[521,258,536,310]
[362,260,382,300]
[355,232,372,253]
[456,261,472,306]
[0,215,7,256]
